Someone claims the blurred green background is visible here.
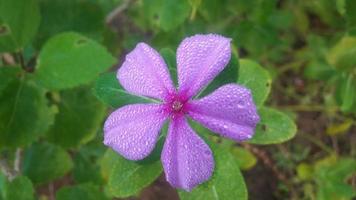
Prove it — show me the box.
[0,0,356,199]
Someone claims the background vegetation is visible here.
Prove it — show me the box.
[0,0,355,199]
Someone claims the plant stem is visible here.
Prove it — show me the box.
[299,133,334,155]
[14,148,22,173]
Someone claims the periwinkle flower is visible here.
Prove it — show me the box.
[103,34,260,191]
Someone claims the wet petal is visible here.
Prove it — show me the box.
[161,117,214,191]
[117,43,175,100]
[177,34,231,99]
[104,104,168,160]
[188,84,260,141]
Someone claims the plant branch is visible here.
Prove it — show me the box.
[0,158,16,181]
[106,0,132,25]
[14,148,22,173]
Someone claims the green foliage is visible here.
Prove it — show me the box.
[56,184,109,200]
[22,142,73,185]
[0,73,55,148]
[34,32,116,90]
[2,0,355,199]
[230,146,257,170]
[179,143,248,200]
[298,155,356,200]
[237,59,271,107]
[47,87,106,148]
[101,149,163,198]
[142,0,190,32]
[35,0,105,47]
[198,54,239,97]
[249,107,297,144]
[4,176,34,200]
[346,0,356,35]
[0,0,40,52]
[94,72,155,108]
[160,48,177,86]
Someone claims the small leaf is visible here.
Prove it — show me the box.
[314,157,356,200]
[230,146,257,170]
[198,54,239,97]
[73,153,103,185]
[56,184,109,200]
[102,149,162,198]
[94,72,155,108]
[326,119,353,136]
[143,0,190,31]
[47,87,106,148]
[22,142,73,185]
[327,36,356,70]
[248,107,297,144]
[160,48,177,86]
[335,74,355,112]
[0,77,55,148]
[237,59,271,107]
[5,176,34,200]
[296,163,313,181]
[179,143,248,200]
[34,32,116,90]
[0,0,40,52]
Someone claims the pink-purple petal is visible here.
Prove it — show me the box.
[104,104,168,160]
[176,34,231,99]
[187,84,260,141]
[117,43,175,101]
[161,117,214,191]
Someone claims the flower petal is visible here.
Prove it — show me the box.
[104,104,168,160]
[161,117,214,191]
[187,84,260,141]
[177,34,231,99]
[117,43,175,101]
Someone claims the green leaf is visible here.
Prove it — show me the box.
[56,184,109,200]
[143,0,190,31]
[4,176,34,200]
[47,87,106,148]
[94,72,155,108]
[230,146,257,170]
[160,48,177,86]
[314,157,356,200]
[198,54,239,97]
[0,172,6,200]
[73,149,104,184]
[335,74,355,112]
[248,107,297,144]
[0,77,55,148]
[22,142,73,185]
[73,156,102,185]
[34,32,116,90]
[0,66,21,95]
[296,163,313,180]
[179,143,248,200]
[303,61,336,81]
[34,0,104,48]
[237,59,271,107]
[327,36,356,71]
[346,0,356,35]
[102,149,162,198]
[0,0,40,52]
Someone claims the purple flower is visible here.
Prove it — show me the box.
[103,34,260,191]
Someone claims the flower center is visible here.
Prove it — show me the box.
[172,100,183,111]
